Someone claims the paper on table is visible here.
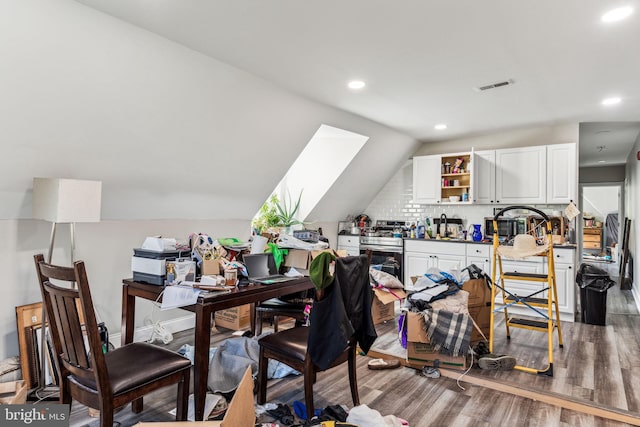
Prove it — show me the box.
[284,267,304,277]
[161,285,199,310]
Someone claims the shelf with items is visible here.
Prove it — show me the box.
[583,227,602,251]
[440,154,471,203]
[527,215,566,244]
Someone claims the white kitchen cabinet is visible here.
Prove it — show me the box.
[544,248,576,318]
[404,251,432,286]
[493,258,544,305]
[546,143,577,204]
[466,243,492,277]
[413,155,441,204]
[495,145,546,204]
[413,152,475,204]
[404,240,466,286]
[494,247,576,322]
[337,235,360,257]
[473,150,496,204]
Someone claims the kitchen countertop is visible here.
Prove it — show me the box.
[403,237,577,249]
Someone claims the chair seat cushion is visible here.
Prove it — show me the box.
[73,342,191,395]
[259,327,309,362]
[257,298,307,313]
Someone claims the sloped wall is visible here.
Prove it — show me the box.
[0,0,418,359]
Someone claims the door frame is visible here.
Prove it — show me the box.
[578,181,624,268]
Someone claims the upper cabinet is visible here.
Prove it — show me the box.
[413,155,441,203]
[473,150,496,204]
[546,143,577,204]
[466,143,576,205]
[415,143,577,205]
[413,152,475,204]
[495,145,546,204]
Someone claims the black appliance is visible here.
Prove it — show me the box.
[484,217,527,240]
[359,220,405,279]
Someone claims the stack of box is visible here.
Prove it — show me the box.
[131,248,192,285]
[405,311,468,370]
[461,278,492,344]
[404,277,492,370]
[372,288,407,325]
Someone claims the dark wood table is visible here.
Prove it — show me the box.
[121,277,314,421]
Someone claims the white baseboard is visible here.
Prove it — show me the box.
[109,314,195,349]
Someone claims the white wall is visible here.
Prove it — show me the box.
[582,187,619,224]
[414,123,579,156]
[0,0,420,359]
[625,134,639,308]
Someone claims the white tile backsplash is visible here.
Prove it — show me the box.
[364,160,568,236]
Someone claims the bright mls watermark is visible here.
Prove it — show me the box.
[1,404,69,426]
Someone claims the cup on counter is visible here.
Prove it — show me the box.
[224,268,238,286]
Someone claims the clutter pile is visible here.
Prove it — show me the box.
[130,229,329,288]
[400,264,514,372]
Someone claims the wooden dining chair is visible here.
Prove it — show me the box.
[257,254,377,418]
[34,254,191,427]
[254,293,310,335]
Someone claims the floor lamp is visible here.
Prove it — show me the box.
[32,177,102,394]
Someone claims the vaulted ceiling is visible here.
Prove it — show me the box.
[75,0,640,165]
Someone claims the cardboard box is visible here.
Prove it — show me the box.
[461,278,491,307]
[137,366,254,426]
[201,258,222,275]
[284,249,348,271]
[461,278,492,344]
[0,380,27,404]
[406,342,468,370]
[214,304,251,330]
[372,288,407,325]
[468,303,491,343]
[405,311,468,370]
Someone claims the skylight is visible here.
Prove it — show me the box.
[262,124,369,226]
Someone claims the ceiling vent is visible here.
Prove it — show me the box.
[474,79,515,92]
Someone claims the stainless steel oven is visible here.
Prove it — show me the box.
[359,219,406,279]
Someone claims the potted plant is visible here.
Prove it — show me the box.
[252,194,281,236]
[275,190,303,234]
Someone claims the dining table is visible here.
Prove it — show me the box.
[121,277,314,421]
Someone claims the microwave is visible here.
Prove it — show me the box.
[484,217,527,240]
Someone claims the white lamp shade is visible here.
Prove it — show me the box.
[33,178,102,223]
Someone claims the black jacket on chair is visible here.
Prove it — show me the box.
[308,255,377,370]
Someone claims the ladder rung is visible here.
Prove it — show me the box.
[502,272,549,282]
[507,316,555,331]
[505,296,549,307]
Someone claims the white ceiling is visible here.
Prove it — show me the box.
[75,0,640,166]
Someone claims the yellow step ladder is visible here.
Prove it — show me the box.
[489,206,564,377]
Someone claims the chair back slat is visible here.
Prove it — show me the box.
[33,254,110,392]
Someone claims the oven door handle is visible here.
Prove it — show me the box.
[360,245,403,254]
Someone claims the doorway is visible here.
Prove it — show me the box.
[579,183,623,276]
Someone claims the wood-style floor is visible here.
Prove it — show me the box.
[67,284,640,426]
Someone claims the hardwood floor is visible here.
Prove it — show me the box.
[66,284,640,426]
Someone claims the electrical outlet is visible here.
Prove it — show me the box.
[32,315,38,323]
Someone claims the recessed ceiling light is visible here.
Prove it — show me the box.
[598,160,606,163]
[434,124,447,130]
[347,80,365,90]
[602,6,633,22]
[602,97,621,106]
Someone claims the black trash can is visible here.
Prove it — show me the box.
[576,263,616,325]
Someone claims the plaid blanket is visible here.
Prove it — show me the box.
[421,309,472,357]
